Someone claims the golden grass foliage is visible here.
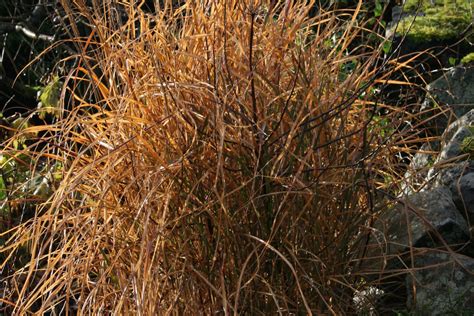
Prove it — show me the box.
[0,0,412,314]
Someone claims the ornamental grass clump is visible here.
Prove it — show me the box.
[0,0,419,314]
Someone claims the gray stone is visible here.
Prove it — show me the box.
[353,286,384,315]
[377,187,469,255]
[406,252,474,315]
[365,187,472,311]
[439,109,474,145]
[411,142,440,171]
[425,110,474,189]
[451,173,474,224]
[402,125,474,193]
[438,126,473,161]
[401,141,440,195]
[430,161,474,189]
[421,67,474,133]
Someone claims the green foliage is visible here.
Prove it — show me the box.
[0,153,57,215]
[370,115,395,138]
[461,52,474,64]
[382,40,392,54]
[374,0,383,17]
[0,175,8,213]
[9,116,37,149]
[449,56,458,66]
[38,75,62,119]
[339,59,358,81]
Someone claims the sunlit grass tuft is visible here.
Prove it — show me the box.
[0,0,428,314]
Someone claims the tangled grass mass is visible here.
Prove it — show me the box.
[0,0,436,314]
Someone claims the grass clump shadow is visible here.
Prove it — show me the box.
[0,0,428,314]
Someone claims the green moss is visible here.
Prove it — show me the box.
[459,126,474,157]
[404,0,438,12]
[404,0,472,12]
[461,52,474,64]
[461,137,474,157]
[394,0,473,44]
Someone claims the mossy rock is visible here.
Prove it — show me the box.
[394,0,473,44]
[387,0,472,79]
[461,135,474,157]
[403,0,472,12]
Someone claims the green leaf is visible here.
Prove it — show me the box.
[0,175,9,214]
[38,75,62,119]
[448,57,457,66]
[0,175,7,201]
[382,41,392,54]
[374,0,383,17]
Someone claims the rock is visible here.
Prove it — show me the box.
[363,187,470,281]
[368,3,474,312]
[376,187,469,256]
[406,251,474,315]
[438,126,474,161]
[451,173,474,224]
[425,110,474,189]
[410,141,440,171]
[440,109,474,143]
[429,160,474,191]
[421,67,474,133]
[353,286,384,315]
[401,141,440,195]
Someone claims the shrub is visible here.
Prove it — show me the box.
[0,0,416,314]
